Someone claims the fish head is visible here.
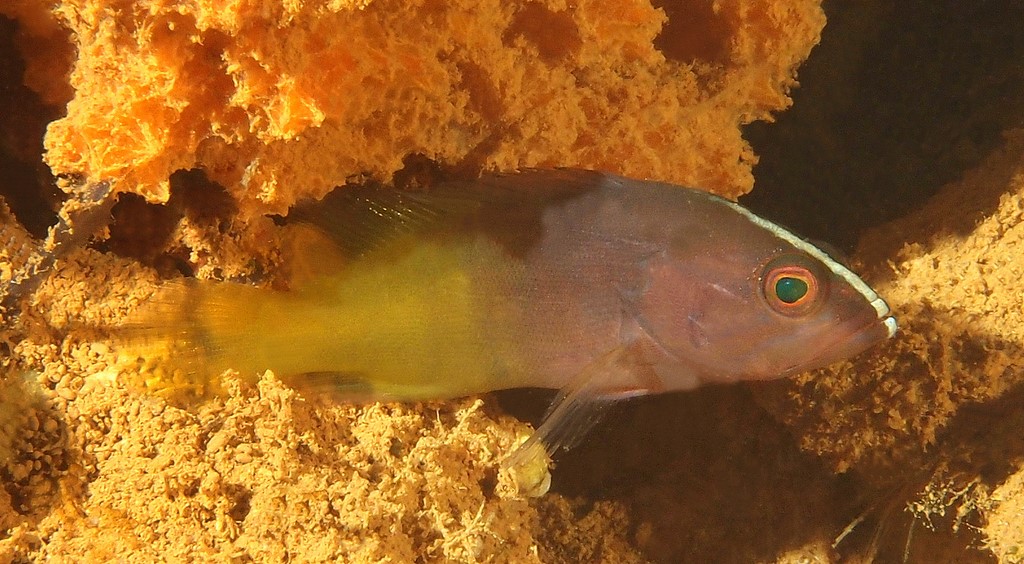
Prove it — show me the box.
[634,204,896,387]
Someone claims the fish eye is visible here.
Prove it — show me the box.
[775,275,808,304]
[760,257,824,316]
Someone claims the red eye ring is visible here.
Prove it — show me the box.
[762,263,821,316]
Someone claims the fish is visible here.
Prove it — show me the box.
[126,169,896,480]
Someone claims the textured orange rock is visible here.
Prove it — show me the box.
[33,378,547,562]
[768,130,1024,475]
[8,0,822,215]
[756,129,1024,559]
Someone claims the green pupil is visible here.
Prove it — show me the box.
[775,276,808,304]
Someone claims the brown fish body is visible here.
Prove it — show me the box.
[430,170,895,395]
[133,169,895,468]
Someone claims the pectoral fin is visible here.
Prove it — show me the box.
[503,345,660,494]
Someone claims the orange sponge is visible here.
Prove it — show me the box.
[5,0,823,216]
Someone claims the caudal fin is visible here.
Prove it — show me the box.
[115,279,228,402]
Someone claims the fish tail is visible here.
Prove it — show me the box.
[117,278,355,402]
[115,279,240,401]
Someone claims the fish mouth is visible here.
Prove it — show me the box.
[869,295,898,339]
[843,295,897,356]
[880,314,898,339]
[783,297,897,376]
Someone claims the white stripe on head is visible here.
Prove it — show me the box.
[721,200,896,337]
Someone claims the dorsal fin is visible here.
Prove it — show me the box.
[277,223,349,289]
[287,183,450,259]
[286,169,608,260]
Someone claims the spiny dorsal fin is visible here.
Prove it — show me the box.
[286,169,609,260]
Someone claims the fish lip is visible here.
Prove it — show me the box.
[845,309,898,353]
[785,308,896,375]
[881,315,898,338]
[869,295,898,339]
